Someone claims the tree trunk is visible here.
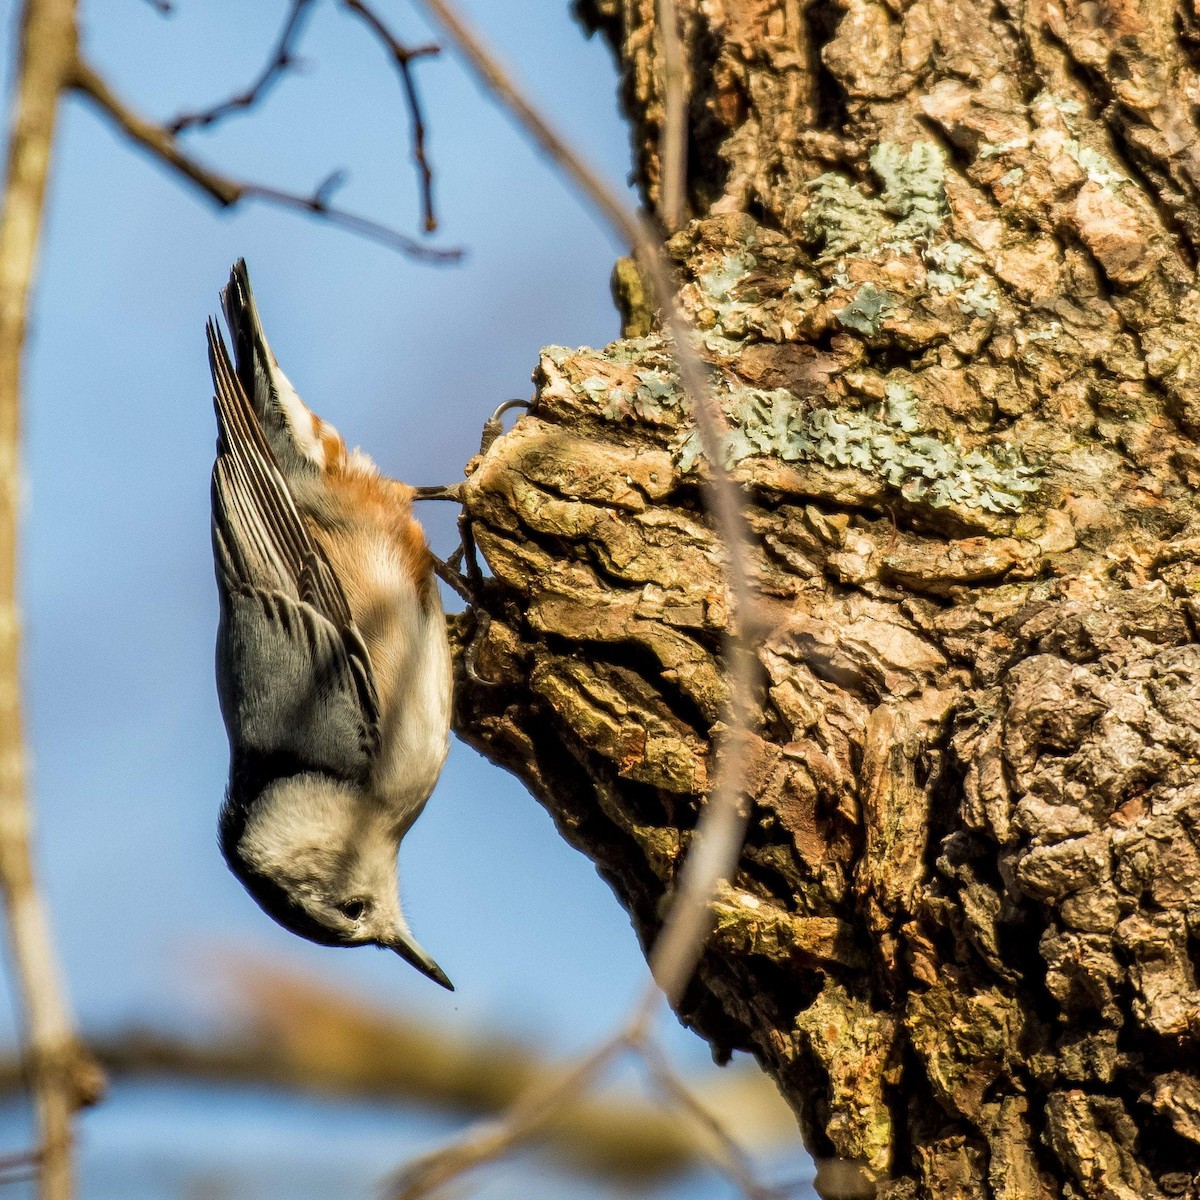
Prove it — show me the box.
[451,1,1200,1196]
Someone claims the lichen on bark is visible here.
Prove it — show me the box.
[451,1,1200,1196]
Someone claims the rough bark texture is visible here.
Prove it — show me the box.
[452,2,1200,1196]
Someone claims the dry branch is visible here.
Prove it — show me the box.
[69,57,461,262]
[415,0,757,1017]
[0,2,106,1197]
[340,0,442,232]
[0,957,796,1185]
[654,0,687,232]
[380,0,780,1194]
[164,0,317,134]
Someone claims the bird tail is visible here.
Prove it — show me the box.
[220,259,334,477]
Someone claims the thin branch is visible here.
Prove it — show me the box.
[656,0,688,231]
[641,1041,783,1200]
[68,56,463,262]
[412,0,759,1013]
[0,3,107,1198]
[340,0,442,232]
[389,1034,632,1200]
[384,3,765,1196]
[165,0,317,135]
[0,1169,38,1189]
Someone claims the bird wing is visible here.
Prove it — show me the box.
[209,321,381,781]
[220,258,333,477]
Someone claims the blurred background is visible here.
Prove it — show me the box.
[0,2,810,1195]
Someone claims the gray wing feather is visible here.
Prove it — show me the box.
[217,590,376,782]
[209,321,379,779]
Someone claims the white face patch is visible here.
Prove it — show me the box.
[239,774,408,944]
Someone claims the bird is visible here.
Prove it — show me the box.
[207,259,454,990]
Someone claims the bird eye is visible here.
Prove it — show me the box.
[338,899,366,922]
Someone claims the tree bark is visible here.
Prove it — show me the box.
[452,1,1200,1196]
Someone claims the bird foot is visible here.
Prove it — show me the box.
[430,551,472,602]
[428,519,498,688]
[417,399,532,688]
[413,483,463,502]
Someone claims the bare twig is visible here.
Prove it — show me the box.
[412,0,758,1012]
[0,1169,38,1189]
[165,0,317,134]
[341,0,442,232]
[390,1035,633,1200]
[387,2,767,1197]
[641,1041,783,1200]
[0,2,107,1197]
[68,56,462,261]
[0,1149,39,1176]
[656,0,688,231]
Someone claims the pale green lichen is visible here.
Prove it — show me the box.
[595,364,685,423]
[927,240,979,293]
[1035,91,1083,117]
[836,282,893,335]
[789,271,817,299]
[674,380,1042,513]
[695,250,759,341]
[922,241,999,316]
[805,141,948,260]
[804,172,892,258]
[1026,320,1063,343]
[580,375,611,406]
[926,241,974,277]
[957,276,1000,317]
[605,334,672,366]
[1064,139,1125,187]
[698,250,757,306]
[693,250,760,349]
[691,246,820,354]
[869,141,949,241]
[978,137,1030,161]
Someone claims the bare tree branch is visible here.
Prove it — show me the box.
[640,1041,784,1200]
[655,0,688,231]
[68,56,463,262]
[389,1035,632,1200]
[340,0,442,232]
[164,0,317,135]
[384,3,773,1196]
[412,0,758,1014]
[0,2,107,1197]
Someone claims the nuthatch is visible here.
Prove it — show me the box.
[208,260,454,990]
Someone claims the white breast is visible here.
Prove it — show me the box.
[350,537,452,826]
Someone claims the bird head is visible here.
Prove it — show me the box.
[220,773,453,990]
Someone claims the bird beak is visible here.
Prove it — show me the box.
[385,933,454,991]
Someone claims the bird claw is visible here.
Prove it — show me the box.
[416,399,531,688]
[478,398,530,456]
[430,552,472,602]
[424,510,500,687]
[461,608,498,688]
